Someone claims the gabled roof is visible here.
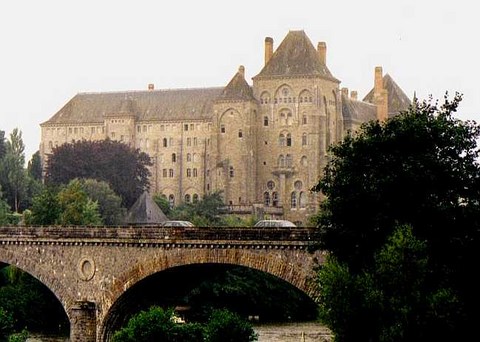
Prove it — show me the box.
[216,67,255,102]
[41,87,224,125]
[363,74,411,116]
[254,30,337,81]
[125,191,168,225]
[341,95,378,123]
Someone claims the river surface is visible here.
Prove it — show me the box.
[26,322,332,341]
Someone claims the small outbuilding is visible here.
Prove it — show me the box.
[125,191,168,225]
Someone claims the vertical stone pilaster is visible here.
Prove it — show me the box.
[70,301,96,342]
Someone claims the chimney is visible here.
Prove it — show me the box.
[148,83,154,90]
[238,65,245,78]
[341,87,349,97]
[317,42,327,65]
[373,66,388,121]
[374,66,383,92]
[265,37,273,66]
[350,91,358,101]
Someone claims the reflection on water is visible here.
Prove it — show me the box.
[254,322,332,342]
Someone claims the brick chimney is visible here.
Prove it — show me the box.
[148,84,154,90]
[350,90,358,101]
[265,37,273,66]
[341,87,349,97]
[317,42,327,65]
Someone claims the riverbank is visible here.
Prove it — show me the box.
[254,322,332,341]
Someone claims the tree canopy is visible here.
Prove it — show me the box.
[44,139,152,207]
[313,93,480,340]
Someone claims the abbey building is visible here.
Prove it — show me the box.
[40,30,410,225]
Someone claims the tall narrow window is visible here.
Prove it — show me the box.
[193,194,199,203]
[302,133,307,146]
[193,168,198,177]
[286,154,293,167]
[185,194,191,203]
[272,192,279,207]
[279,134,285,146]
[163,138,167,147]
[264,192,270,206]
[299,192,307,208]
[163,169,167,177]
[278,155,285,168]
[187,153,191,162]
[221,125,226,133]
[187,168,191,177]
[264,116,269,126]
[168,195,175,208]
[286,133,292,146]
[291,192,297,208]
[238,130,243,138]
[169,169,174,177]
[172,153,176,162]
[229,166,234,177]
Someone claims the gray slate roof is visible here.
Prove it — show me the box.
[125,191,168,225]
[363,74,411,116]
[341,95,378,123]
[254,30,337,81]
[42,87,224,125]
[216,70,255,102]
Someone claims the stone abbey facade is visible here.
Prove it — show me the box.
[40,30,410,225]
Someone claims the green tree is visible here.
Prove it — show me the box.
[0,195,10,225]
[0,307,14,340]
[313,94,480,340]
[153,193,171,216]
[29,186,60,225]
[79,179,126,225]
[111,306,203,342]
[0,129,27,212]
[57,179,102,225]
[44,139,152,207]
[170,192,225,227]
[204,309,257,342]
[27,151,42,181]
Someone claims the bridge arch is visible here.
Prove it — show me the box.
[100,247,322,341]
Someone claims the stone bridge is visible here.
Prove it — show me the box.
[0,226,324,342]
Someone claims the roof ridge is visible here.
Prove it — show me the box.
[77,86,224,96]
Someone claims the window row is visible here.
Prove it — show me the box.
[166,193,200,207]
[263,114,308,126]
[260,96,313,104]
[161,168,199,178]
[160,137,202,148]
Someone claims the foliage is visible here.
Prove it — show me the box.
[313,94,480,340]
[169,192,227,227]
[57,179,102,225]
[0,307,14,339]
[79,178,126,225]
[27,151,42,181]
[0,196,10,225]
[111,306,204,342]
[7,329,28,342]
[0,266,68,336]
[0,129,27,212]
[204,309,257,342]
[44,139,152,207]
[29,186,60,225]
[153,193,171,216]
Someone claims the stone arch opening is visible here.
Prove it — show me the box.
[99,248,322,341]
[0,260,69,338]
[100,262,319,341]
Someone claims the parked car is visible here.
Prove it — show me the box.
[160,220,195,227]
[253,220,296,228]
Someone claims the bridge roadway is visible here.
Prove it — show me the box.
[0,226,324,342]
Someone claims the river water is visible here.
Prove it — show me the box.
[26,322,332,341]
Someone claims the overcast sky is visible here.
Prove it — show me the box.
[1,0,479,160]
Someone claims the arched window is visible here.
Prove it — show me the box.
[278,155,285,168]
[286,154,293,167]
[187,168,191,177]
[267,180,275,190]
[169,169,174,177]
[187,153,191,162]
[168,194,175,208]
[280,112,286,126]
[294,180,303,190]
[163,138,167,147]
[172,153,176,162]
[193,168,198,177]
[291,192,297,208]
[229,166,234,177]
[302,133,307,146]
[272,192,279,207]
[185,194,191,203]
[302,114,307,125]
[193,194,199,203]
[279,134,286,146]
[287,112,293,126]
[299,192,307,208]
[286,133,292,146]
[264,192,270,206]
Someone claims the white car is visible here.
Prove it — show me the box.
[253,220,296,228]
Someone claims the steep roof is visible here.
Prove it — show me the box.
[125,191,168,225]
[363,74,411,116]
[216,67,255,102]
[342,95,378,123]
[254,30,337,81]
[42,87,224,125]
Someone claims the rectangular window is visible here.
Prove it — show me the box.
[190,124,194,131]
[221,125,225,133]
[193,168,198,177]
[187,138,191,146]
[184,124,189,131]
[187,169,191,177]
[169,169,174,177]
[163,169,167,177]
[193,137,197,146]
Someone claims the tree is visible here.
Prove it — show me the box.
[29,186,60,225]
[79,179,126,225]
[169,192,225,227]
[313,93,480,340]
[27,151,42,181]
[57,179,102,225]
[111,306,204,342]
[0,129,27,212]
[204,309,257,342]
[44,139,152,207]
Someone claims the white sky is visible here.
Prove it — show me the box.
[1,0,479,160]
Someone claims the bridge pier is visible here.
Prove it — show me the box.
[70,301,96,342]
